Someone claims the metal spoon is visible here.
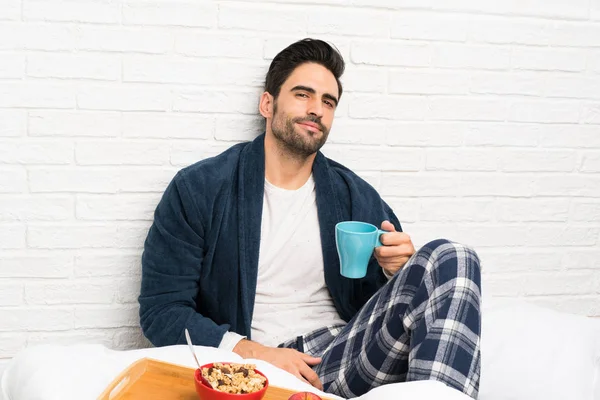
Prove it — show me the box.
[185,329,214,388]
[184,328,202,369]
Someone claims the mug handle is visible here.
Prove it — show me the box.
[375,229,388,247]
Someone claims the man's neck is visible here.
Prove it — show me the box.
[264,132,316,190]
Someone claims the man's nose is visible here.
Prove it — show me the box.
[307,98,323,118]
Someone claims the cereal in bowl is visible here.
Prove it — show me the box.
[201,363,267,394]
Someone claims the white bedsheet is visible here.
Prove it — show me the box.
[0,343,469,400]
[2,297,599,400]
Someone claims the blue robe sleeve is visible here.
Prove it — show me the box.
[138,171,230,348]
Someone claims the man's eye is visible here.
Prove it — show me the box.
[296,93,308,98]
[324,100,334,107]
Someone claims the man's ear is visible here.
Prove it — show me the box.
[259,92,274,119]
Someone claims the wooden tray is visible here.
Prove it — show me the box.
[97,358,330,400]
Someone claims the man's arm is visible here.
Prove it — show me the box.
[233,339,323,390]
[138,171,229,348]
[139,172,324,390]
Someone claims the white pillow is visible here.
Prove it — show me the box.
[480,297,600,400]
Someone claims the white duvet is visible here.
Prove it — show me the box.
[2,298,600,400]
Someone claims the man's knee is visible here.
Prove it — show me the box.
[422,238,453,251]
[419,239,481,280]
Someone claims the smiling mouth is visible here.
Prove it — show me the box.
[297,122,321,133]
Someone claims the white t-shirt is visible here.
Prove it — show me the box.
[219,174,346,350]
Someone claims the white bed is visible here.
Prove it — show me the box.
[2,297,599,400]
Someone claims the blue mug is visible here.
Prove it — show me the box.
[335,221,387,279]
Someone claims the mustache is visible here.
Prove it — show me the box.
[292,116,327,132]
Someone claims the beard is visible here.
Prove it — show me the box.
[270,102,330,159]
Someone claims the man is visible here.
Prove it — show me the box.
[139,38,481,399]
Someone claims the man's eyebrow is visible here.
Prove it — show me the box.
[290,85,339,106]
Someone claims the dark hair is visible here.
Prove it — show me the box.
[265,38,345,100]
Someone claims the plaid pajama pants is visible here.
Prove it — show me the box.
[278,239,482,399]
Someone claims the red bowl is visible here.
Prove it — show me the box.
[194,362,269,400]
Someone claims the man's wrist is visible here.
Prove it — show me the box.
[382,267,395,279]
[232,338,265,359]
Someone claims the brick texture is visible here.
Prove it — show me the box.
[1,0,599,378]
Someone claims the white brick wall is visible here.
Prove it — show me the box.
[1,0,600,379]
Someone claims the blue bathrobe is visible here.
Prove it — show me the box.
[139,133,403,348]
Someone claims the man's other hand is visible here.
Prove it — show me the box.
[233,339,323,391]
[374,220,415,276]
